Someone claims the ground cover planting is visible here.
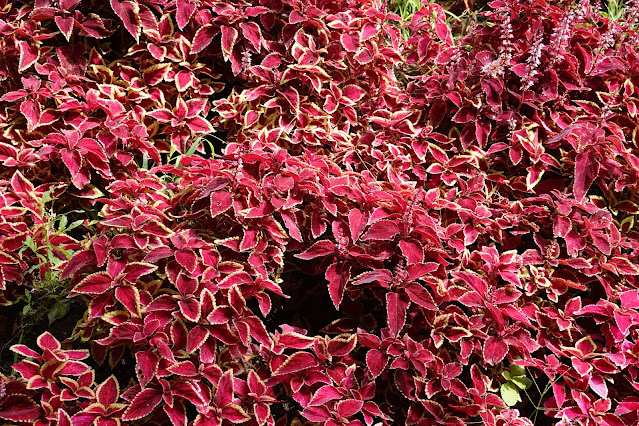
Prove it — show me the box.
[1,0,639,424]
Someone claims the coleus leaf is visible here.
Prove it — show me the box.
[110,0,141,42]
[221,25,238,61]
[55,16,75,41]
[326,261,350,310]
[122,388,162,421]
[361,220,400,241]
[574,151,599,202]
[274,352,317,376]
[0,394,42,422]
[484,336,508,365]
[386,292,408,336]
[192,25,216,54]
[295,240,335,260]
[176,0,196,30]
[366,349,387,378]
[71,272,112,295]
[18,41,39,72]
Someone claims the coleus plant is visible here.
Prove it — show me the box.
[1,0,639,425]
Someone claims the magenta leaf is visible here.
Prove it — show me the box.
[122,388,162,421]
[110,0,141,42]
[574,151,600,202]
[361,220,400,241]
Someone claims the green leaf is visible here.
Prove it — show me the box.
[57,214,68,231]
[510,363,526,377]
[48,299,71,325]
[511,376,533,390]
[500,382,521,407]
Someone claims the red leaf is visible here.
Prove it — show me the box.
[484,336,508,365]
[241,22,262,52]
[71,272,113,295]
[295,240,335,260]
[179,299,201,322]
[361,220,400,241]
[115,286,140,315]
[96,376,119,407]
[574,151,599,202]
[352,269,392,286]
[122,388,162,421]
[18,41,39,72]
[20,100,40,133]
[274,352,317,375]
[175,249,197,273]
[187,326,209,353]
[55,16,75,41]
[110,0,141,42]
[326,262,350,309]
[191,24,216,54]
[215,370,234,408]
[386,292,408,336]
[337,399,364,418]
[176,0,196,30]
[221,25,238,61]
[122,262,157,283]
[0,395,41,422]
[210,191,232,218]
[366,349,387,378]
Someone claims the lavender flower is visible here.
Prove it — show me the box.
[522,29,545,90]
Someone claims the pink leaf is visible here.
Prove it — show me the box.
[149,109,173,122]
[308,385,342,406]
[122,388,162,421]
[484,336,508,365]
[176,0,196,30]
[348,208,367,242]
[71,272,112,295]
[240,22,262,52]
[55,16,75,41]
[191,25,216,54]
[354,48,374,64]
[221,25,238,61]
[18,41,39,71]
[326,261,350,309]
[210,191,232,217]
[360,23,378,41]
[301,406,331,422]
[574,151,599,202]
[295,240,335,260]
[274,352,317,376]
[20,100,40,133]
[337,399,364,418]
[366,349,387,378]
[110,0,141,42]
[340,34,359,52]
[386,292,408,336]
[0,395,41,422]
[361,220,400,241]
[280,210,302,242]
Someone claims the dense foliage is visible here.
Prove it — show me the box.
[2,0,639,424]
